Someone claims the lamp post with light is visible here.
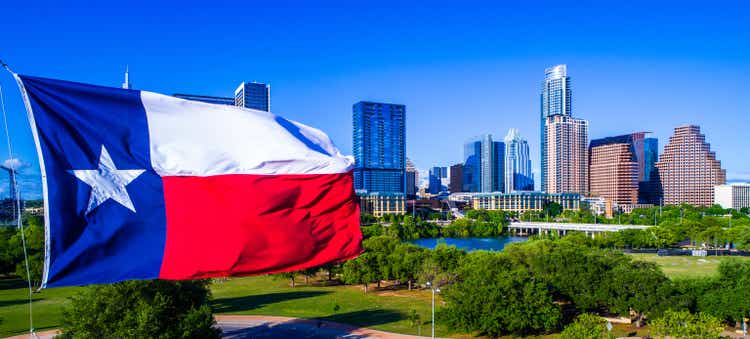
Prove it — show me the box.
[426,281,440,339]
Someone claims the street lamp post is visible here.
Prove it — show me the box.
[426,281,440,339]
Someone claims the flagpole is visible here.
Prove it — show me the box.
[1,58,37,338]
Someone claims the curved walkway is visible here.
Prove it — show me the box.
[217,315,432,339]
[5,315,433,339]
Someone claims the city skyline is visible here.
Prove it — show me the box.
[0,2,748,199]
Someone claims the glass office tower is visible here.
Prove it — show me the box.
[234,82,271,112]
[504,128,534,192]
[352,101,406,193]
[463,135,504,193]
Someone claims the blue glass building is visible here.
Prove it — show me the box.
[463,138,482,192]
[235,82,271,112]
[643,137,658,182]
[353,101,406,193]
[428,166,448,194]
[504,128,534,192]
[540,64,572,192]
[463,135,504,193]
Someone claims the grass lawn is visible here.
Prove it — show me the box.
[627,253,750,279]
[209,275,462,337]
[0,279,81,337]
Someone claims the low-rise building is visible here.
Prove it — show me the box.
[358,192,406,217]
[471,191,580,213]
[714,184,750,210]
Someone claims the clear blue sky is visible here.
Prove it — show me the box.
[1,1,748,198]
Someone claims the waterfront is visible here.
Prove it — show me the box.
[410,236,527,252]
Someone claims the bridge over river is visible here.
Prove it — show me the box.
[508,221,651,238]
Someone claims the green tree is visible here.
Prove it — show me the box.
[697,259,750,326]
[605,261,676,326]
[362,236,400,287]
[543,201,562,218]
[300,267,319,285]
[650,310,724,339]
[274,271,297,287]
[390,243,427,290]
[7,217,44,286]
[342,252,378,293]
[419,244,464,287]
[59,280,220,338]
[441,251,561,337]
[560,313,614,339]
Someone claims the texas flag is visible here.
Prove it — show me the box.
[14,75,362,288]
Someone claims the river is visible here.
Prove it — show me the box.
[409,236,527,252]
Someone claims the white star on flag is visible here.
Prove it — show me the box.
[69,145,145,214]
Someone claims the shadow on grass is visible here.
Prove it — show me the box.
[212,291,331,313]
[219,309,405,339]
[0,278,27,290]
[314,309,405,328]
[0,298,34,308]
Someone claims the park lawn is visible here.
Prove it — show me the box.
[627,253,750,279]
[0,279,82,337]
[210,275,464,338]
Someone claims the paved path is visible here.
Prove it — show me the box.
[5,315,432,339]
[217,315,431,339]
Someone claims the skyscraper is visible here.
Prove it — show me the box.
[589,135,640,206]
[234,82,271,112]
[540,64,572,192]
[428,166,448,194]
[504,128,534,192]
[656,125,725,206]
[449,163,463,193]
[492,141,505,192]
[463,135,504,193]
[352,101,406,193]
[121,66,131,90]
[544,115,588,194]
[463,138,482,192]
[589,132,658,206]
[639,137,660,204]
[643,137,658,182]
[405,158,417,198]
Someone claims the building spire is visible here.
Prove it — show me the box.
[121,65,131,89]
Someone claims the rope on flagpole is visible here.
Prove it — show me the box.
[0,59,37,338]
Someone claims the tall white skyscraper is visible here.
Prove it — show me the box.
[540,64,571,192]
[504,128,534,192]
[121,66,131,89]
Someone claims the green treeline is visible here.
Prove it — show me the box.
[528,204,750,250]
[366,204,750,249]
[361,210,510,240]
